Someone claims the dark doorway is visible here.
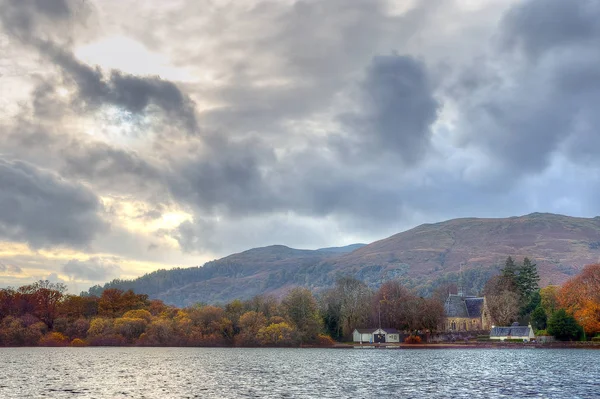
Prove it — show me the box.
[374,333,386,343]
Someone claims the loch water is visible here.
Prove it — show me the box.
[0,347,598,398]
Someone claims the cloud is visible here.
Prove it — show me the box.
[0,0,91,45]
[453,0,600,174]
[63,256,122,282]
[0,261,22,274]
[338,55,439,164]
[0,157,108,249]
[37,42,198,132]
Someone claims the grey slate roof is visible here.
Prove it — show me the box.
[445,295,468,317]
[490,326,532,337]
[355,328,377,334]
[355,328,400,334]
[464,297,484,318]
[445,294,485,318]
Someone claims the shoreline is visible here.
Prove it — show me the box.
[2,343,599,350]
[332,342,600,350]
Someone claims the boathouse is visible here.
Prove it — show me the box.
[352,328,400,343]
[490,323,535,342]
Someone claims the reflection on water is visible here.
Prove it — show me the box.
[0,347,598,398]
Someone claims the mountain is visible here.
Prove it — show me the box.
[88,244,365,306]
[91,213,600,306]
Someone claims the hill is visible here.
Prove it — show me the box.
[90,213,600,306]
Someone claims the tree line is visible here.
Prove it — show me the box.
[0,260,599,346]
[0,277,444,347]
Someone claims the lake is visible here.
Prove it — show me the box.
[0,347,598,398]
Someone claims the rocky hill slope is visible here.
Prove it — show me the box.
[91,213,600,306]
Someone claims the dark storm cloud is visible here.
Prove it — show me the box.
[339,55,439,164]
[167,135,277,216]
[0,157,107,249]
[454,0,600,174]
[37,42,198,132]
[62,257,121,281]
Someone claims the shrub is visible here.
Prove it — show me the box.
[70,338,86,347]
[404,335,422,344]
[477,335,490,339]
[39,332,69,347]
[316,334,335,347]
[547,309,584,341]
[591,336,600,342]
[505,338,526,343]
[536,329,549,336]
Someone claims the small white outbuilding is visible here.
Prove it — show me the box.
[352,328,400,343]
[490,323,535,342]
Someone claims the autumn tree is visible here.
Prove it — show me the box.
[320,277,372,340]
[237,311,267,346]
[256,322,296,346]
[372,281,413,330]
[484,276,520,326]
[98,289,149,318]
[282,288,322,344]
[540,285,561,316]
[18,280,67,329]
[559,264,600,337]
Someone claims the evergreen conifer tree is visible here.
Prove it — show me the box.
[517,257,540,300]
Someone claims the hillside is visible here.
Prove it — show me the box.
[91,213,600,306]
[88,244,365,306]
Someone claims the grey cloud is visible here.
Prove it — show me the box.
[339,55,439,164]
[38,42,198,132]
[63,257,121,281]
[502,0,600,58]
[152,0,418,138]
[0,157,108,249]
[1,119,166,199]
[61,141,165,195]
[0,0,90,45]
[0,261,22,274]
[167,135,277,216]
[453,0,600,174]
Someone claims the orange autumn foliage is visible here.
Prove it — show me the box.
[559,264,600,336]
[39,332,69,346]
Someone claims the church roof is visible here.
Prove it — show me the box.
[464,297,484,318]
[445,294,485,318]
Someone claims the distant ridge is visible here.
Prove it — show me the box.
[91,213,600,306]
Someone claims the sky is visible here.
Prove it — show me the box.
[1,0,600,292]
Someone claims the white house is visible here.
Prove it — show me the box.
[352,328,400,343]
[490,323,536,342]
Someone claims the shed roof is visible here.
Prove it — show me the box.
[490,325,532,337]
[355,328,400,334]
[355,328,377,334]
